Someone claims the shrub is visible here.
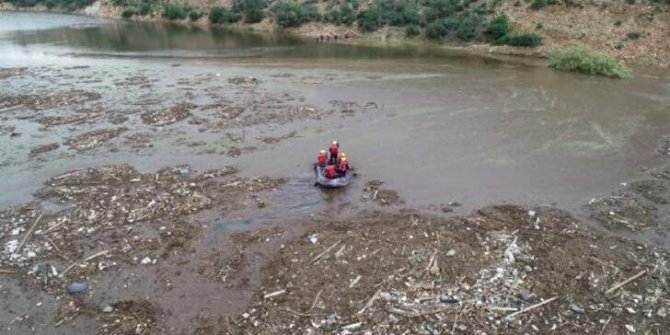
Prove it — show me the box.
[405,24,421,37]
[627,31,641,39]
[485,14,508,40]
[455,15,481,41]
[357,8,381,32]
[422,0,461,23]
[325,5,356,25]
[272,1,314,28]
[121,8,136,18]
[549,47,631,78]
[424,19,447,39]
[162,3,187,20]
[138,2,152,15]
[530,0,547,9]
[233,0,267,23]
[45,0,57,8]
[209,6,240,24]
[188,10,203,21]
[498,32,542,47]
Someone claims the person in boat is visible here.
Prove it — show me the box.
[329,141,339,164]
[316,149,328,167]
[337,152,346,165]
[325,164,338,179]
[337,156,350,176]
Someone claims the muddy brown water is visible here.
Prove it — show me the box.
[1,11,670,335]
[2,13,670,213]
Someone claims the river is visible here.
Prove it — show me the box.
[2,12,669,213]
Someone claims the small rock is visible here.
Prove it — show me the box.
[324,314,337,324]
[66,282,89,294]
[570,304,584,315]
[656,308,667,318]
[308,234,318,244]
[446,249,456,257]
[102,305,114,313]
[439,295,459,304]
[242,313,250,319]
[528,210,536,217]
[524,265,533,273]
[177,168,190,177]
[140,257,152,265]
[456,324,467,331]
[519,291,533,302]
[626,307,636,314]
[625,324,635,333]
[448,201,461,207]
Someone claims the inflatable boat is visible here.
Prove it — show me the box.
[313,164,351,188]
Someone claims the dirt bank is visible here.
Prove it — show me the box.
[3,0,669,66]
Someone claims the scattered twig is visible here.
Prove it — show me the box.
[59,250,109,278]
[599,316,611,335]
[0,104,24,113]
[59,262,79,278]
[311,240,342,264]
[264,290,286,299]
[606,270,647,294]
[334,244,346,258]
[276,307,324,318]
[17,214,43,253]
[349,275,362,288]
[0,269,17,274]
[310,289,323,311]
[505,296,558,319]
[357,288,382,315]
[487,306,519,312]
[450,309,461,335]
[84,250,109,262]
[46,237,69,261]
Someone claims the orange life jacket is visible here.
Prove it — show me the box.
[325,165,337,178]
[329,144,338,158]
[317,152,327,166]
[338,162,349,173]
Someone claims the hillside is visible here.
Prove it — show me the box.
[2,0,669,66]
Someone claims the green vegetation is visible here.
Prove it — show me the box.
[189,10,203,22]
[549,47,631,79]
[271,1,319,28]
[324,4,356,25]
[162,2,188,20]
[627,31,642,40]
[121,8,137,18]
[530,0,548,9]
[233,0,267,23]
[209,6,241,24]
[5,0,94,10]
[485,14,509,40]
[405,24,421,37]
[356,0,419,32]
[497,32,542,47]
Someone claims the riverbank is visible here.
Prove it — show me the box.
[2,0,669,67]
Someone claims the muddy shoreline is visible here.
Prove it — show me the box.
[1,4,667,69]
